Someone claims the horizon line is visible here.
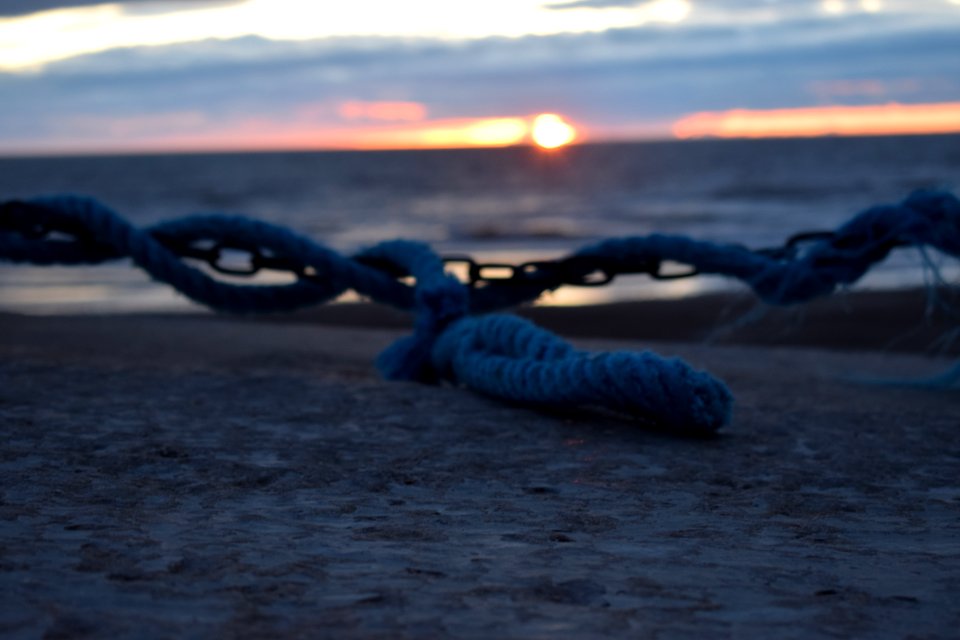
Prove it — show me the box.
[2,129,959,160]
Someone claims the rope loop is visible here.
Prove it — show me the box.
[431,314,732,433]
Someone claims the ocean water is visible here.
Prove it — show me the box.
[1,135,958,314]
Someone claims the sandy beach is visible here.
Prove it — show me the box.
[2,289,959,637]
[4,0,960,634]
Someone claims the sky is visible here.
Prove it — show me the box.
[0,0,959,154]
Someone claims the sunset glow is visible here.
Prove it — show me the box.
[338,101,428,122]
[532,114,577,149]
[419,118,529,148]
[2,0,959,155]
[0,111,568,155]
[155,117,530,152]
[672,102,960,139]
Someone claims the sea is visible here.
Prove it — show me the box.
[1,134,958,314]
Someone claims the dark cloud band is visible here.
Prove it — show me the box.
[0,0,240,18]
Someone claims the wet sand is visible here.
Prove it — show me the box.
[1,289,959,637]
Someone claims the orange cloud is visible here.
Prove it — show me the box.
[673,102,960,139]
[337,101,428,122]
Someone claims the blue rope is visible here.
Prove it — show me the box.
[431,314,732,432]
[2,190,958,434]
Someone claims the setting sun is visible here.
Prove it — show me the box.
[532,114,577,149]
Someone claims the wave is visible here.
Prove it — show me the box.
[452,217,595,242]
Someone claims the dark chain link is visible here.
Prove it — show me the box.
[2,198,852,288]
[754,231,837,260]
[439,254,698,287]
[149,233,309,278]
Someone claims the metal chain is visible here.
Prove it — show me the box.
[438,254,696,288]
[1,198,844,288]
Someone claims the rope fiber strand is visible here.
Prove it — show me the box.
[2,190,958,434]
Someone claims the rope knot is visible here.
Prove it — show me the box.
[415,275,469,330]
[373,241,469,382]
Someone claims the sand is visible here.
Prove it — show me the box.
[1,291,959,638]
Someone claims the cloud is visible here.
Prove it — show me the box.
[546,0,664,9]
[0,0,104,15]
[0,0,239,18]
[3,0,955,72]
[338,101,428,122]
[673,102,960,138]
[0,4,958,151]
[546,0,691,22]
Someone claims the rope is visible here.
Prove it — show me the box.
[2,190,958,433]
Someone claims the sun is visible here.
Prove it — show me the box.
[531,113,576,149]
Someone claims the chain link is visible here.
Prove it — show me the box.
[1,198,853,288]
[754,231,837,260]
[440,254,699,287]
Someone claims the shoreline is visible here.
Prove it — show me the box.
[4,285,956,355]
[238,285,960,355]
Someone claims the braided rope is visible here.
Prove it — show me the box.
[2,190,958,433]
